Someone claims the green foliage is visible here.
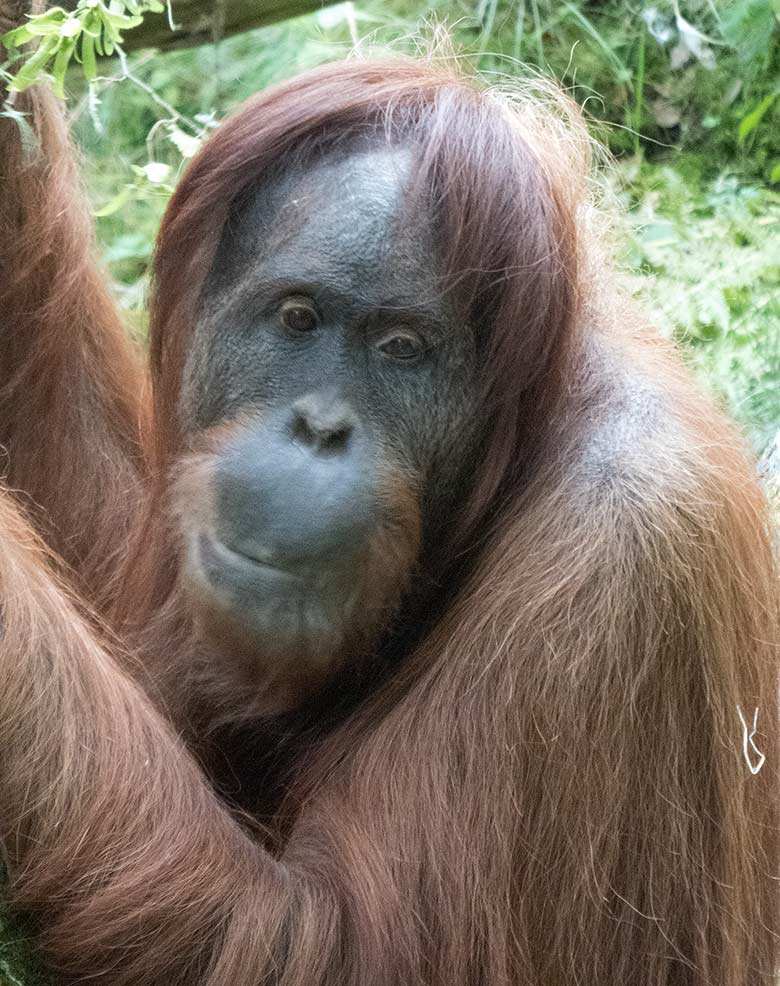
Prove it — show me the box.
[6,1,780,173]
[738,91,777,142]
[621,158,780,448]
[1,1,166,96]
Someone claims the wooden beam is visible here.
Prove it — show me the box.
[66,0,335,52]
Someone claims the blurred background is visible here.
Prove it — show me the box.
[61,0,780,452]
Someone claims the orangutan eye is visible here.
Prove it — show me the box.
[376,331,425,361]
[279,298,319,334]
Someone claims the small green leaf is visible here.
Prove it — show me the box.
[9,35,59,91]
[1,24,34,49]
[26,14,69,37]
[81,31,96,80]
[771,163,780,183]
[25,6,68,27]
[738,93,777,142]
[81,9,103,37]
[98,8,122,44]
[52,36,76,97]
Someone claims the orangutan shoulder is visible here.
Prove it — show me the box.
[569,331,743,523]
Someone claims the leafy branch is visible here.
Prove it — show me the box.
[1,0,166,96]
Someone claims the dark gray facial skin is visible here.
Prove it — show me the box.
[176,141,483,715]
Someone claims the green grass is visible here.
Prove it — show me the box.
[619,156,780,451]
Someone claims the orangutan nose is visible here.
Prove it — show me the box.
[213,398,374,571]
[290,393,355,455]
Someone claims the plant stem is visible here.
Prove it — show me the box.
[633,23,646,159]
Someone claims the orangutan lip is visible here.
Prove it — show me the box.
[196,532,301,585]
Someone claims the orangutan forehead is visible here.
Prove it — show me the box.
[244,143,416,239]
[215,142,446,303]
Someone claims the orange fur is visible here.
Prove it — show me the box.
[0,77,148,606]
[0,48,777,986]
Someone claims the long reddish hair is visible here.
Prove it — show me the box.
[0,79,147,605]
[0,47,777,986]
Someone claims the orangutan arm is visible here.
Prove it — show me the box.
[0,14,147,600]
